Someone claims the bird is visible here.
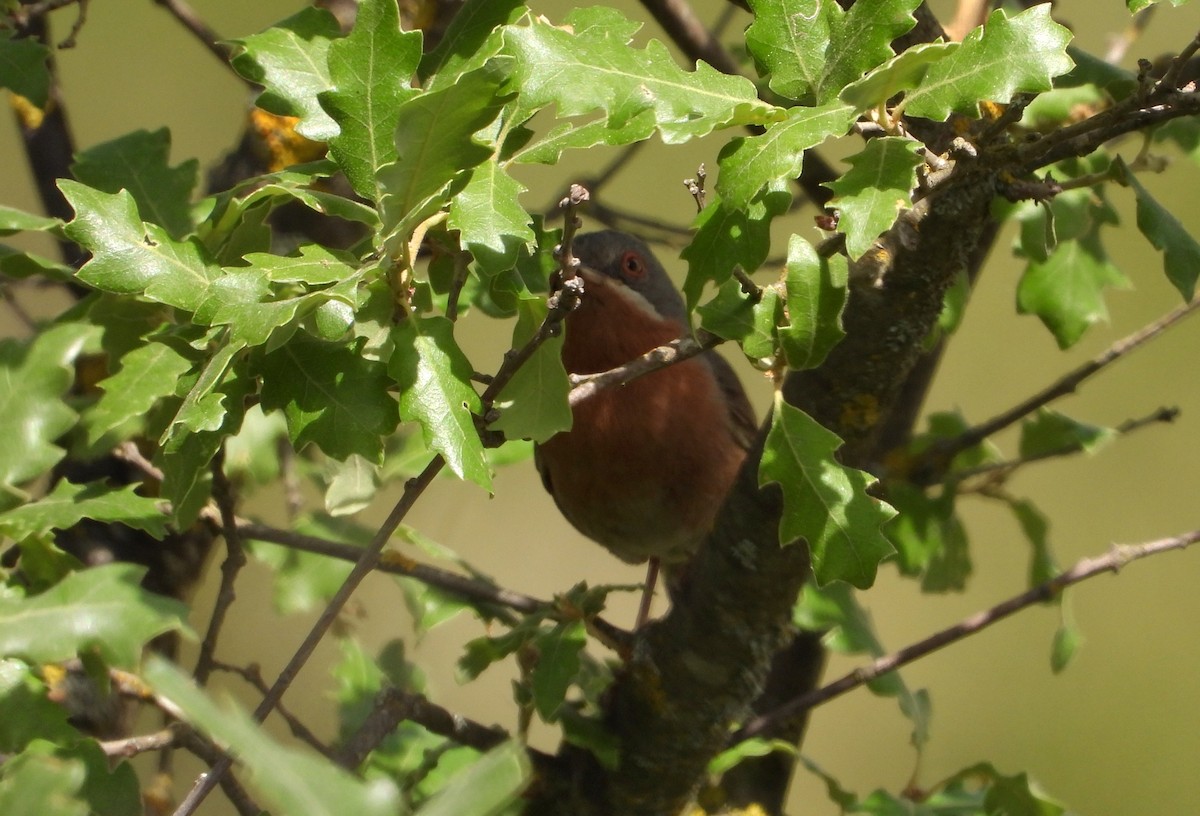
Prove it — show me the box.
[534,230,756,625]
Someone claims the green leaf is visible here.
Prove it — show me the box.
[840,41,959,112]
[448,161,533,276]
[1010,497,1059,589]
[231,7,341,141]
[531,620,586,722]
[377,67,509,241]
[1019,409,1114,459]
[247,516,355,614]
[825,137,922,259]
[682,181,792,310]
[243,244,357,285]
[490,298,570,444]
[779,235,848,370]
[1016,234,1129,349]
[17,740,141,816]
[0,742,88,816]
[708,738,797,777]
[145,658,401,816]
[904,6,1074,120]
[760,395,896,587]
[0,660,77,751]
[419,0,526,87]
[715,102,855,209]
[259,335,400,464]
[1116,159,1200,301]
[390,316,491,489]
[794,582,930,746]
[0,31,51,108]
[1050,620,1082,674]
[320,0,423,200]
[697,279,783,362]
[1128,0,1190,10]
[745,0,921,104]
[886,482,971,592]
[0,205,60,235]
[509,111,656,165]
[503,7,780,145]
[0,564,188,668]
[0,481,167,542]
[61,183,220,311]
[414,741,530,816]
[325,454,381,517]
[0,323,93,493]
[82,340,194,450]
[71,129,198,239]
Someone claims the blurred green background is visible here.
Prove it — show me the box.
[3,1,1200,813]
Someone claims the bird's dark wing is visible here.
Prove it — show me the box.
[702,350,758,451]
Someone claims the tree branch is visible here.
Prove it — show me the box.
[738,527,1200,740]
[910,297,1200,485]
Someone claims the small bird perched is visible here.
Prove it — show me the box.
[534,230,756,623]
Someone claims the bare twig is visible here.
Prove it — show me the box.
[211,661,333,757]
[174,729,262,816]
[1160,29,1200,90]
[235,520,543,616]
[948,405,1179,485]
[112,441,165,482]
[737,527,1200,740]
[336,687,510,769]
[193,453,247,687]
[152,0,237,69]
[1106,7,1156,65]
[639,0,740,75]
[172,455,447,816]
[100,725,182,759]
[912,298,1200,484]
[568,332,721,408]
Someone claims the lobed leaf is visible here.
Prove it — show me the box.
[1116,158,1200,301]
[489,297,570,444]
[778,235,848,370]
[320,0,422,200]
[824,137,923,259]
[448,160,534,276]
[715,102,855,209]
[259,334,400,464]
[503,7,780,146]
[390,316,491,489]
[682,181,792,310]
[0,32,50,108]
[0,564,189,668]
[746,0,921,105]
[0,481,168,542]
[760,395,896,588]
[377,66,509,242]
[231,7,341,142]
[82,340,193,451]
[0,323,94,495]
[61,183,220,311]
[71,129,198,239]
[1016,234,1129,349]
[903,6,1074,120]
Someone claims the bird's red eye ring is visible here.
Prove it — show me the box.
[620,250,646,279]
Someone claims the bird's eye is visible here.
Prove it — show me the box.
[620,250,646,279]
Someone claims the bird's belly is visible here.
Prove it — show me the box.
[535,359,745,565]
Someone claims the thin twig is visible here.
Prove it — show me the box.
[914,298,1200,483]
[193,452,247,687]
[211,661,333,757]
[336,688,510,769]
[112,440,165,483]
[236,520,543,616]
[568,332,722,408]
[100,725,182,759]
[172,455,447,816]
[1105,7,1156,65]
[736,527,1200,740]
[948,405,1179,485]
[152,0,238,69]
[175,188,602,812]
[1160,29,1200,90]
[639,0,741,75]
[175,729,262,816]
